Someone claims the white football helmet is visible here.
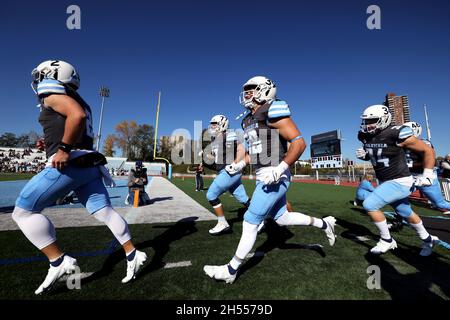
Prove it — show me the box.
[360,104,392,134]
[402,121,422,138]
[31,60,80,91]
[239,76,277,109]
[209,115,229,137]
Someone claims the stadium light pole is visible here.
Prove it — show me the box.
[424,104,432,142]
[153,91,161,160]
[96,86,110,151]
[152,91,172,179]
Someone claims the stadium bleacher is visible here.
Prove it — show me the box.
[106,158,166,176]
[0,147,46,173]
[0,149,167,177]
[105,157,127,171]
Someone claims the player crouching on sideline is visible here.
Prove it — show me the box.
[354,174,376,206]
[356,105,439,256]
[201,115,251,235]
[12,60,147,295]
[204,76,336,284]
[403,122,450,215]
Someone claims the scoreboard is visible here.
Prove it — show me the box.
[310,130,343,169]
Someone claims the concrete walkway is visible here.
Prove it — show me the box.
[0,177,215,231]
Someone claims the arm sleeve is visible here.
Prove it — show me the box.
[142,169,148,185]
[127,171,135,187]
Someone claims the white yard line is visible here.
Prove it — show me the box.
[164,261,192,269]
[347,233,371,242]
[57,272,94,282]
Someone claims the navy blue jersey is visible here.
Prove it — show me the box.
[36,78,94,158]
[241,100,290,170]
[358,125,413,181]
[203,131,239,172]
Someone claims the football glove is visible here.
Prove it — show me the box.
[260,161,289,185]
[414,168,434,187]
[356,148,368,160]
[225,160,246,175]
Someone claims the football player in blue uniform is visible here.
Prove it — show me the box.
[203,76,337,283]
[202,115,251,235]
[403,121,450,214]
[12,60,147,294]
[356,105,439,255]
[354,174,376,206]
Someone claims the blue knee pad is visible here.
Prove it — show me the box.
[392,199,414,218]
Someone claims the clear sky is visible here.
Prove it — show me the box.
[1,0,449,161]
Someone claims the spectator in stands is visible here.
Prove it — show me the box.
[36,139,45,152]
[125,161,151,206]
[195,163,204,191]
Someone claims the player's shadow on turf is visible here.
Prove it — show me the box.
[350,207,369,215]
[364,252,444,300]
[237,219,326,280]
[338,218,450,299]
[134,216,198,277]
[364,242,450,300]
[149,196,174,204]
[391,241,450,299]
[224,207,247,231]
[337,218,379,242]
[62,216,199,290]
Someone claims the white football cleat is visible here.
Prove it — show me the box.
[209,221,230,235]
[420,235,439,257]
[370,238,397,255]
[323,216,337,246]
[203,264,236,284]
[35,255,78,295]
[122,250,148,283]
